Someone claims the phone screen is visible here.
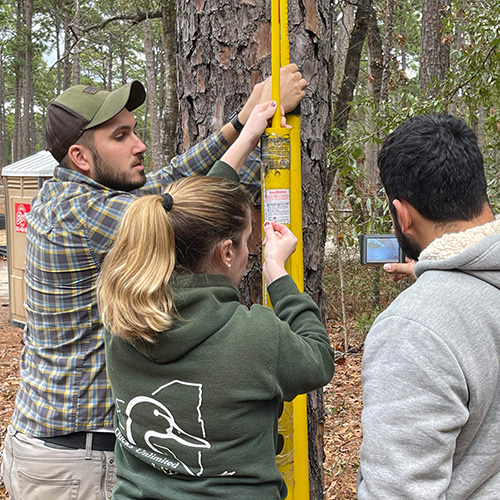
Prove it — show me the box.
[365,236,401,263]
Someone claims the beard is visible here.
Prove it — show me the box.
[91,149,146,192]
[393,216,422,261]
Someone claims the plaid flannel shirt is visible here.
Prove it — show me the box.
[12,131,261,437]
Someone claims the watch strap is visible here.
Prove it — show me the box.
[229,108,244,133]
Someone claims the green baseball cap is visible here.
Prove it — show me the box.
[45,81,146,163]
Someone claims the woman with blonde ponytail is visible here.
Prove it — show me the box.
[98,102,334,500]
[98,194,177,343]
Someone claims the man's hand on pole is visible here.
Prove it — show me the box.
[241,64,307,124]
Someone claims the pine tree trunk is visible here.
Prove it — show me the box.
[420,0,451,97]
[365,3,383,192]
[120,51,127,85]
[161,0,177,162]
[13,0,23,162]
[367,4,382,104]
[331,0,371,185]
[143,16,163,170]
[23,0,34,157]
[333,1,355,101]
[0,47,6,167]
[106,33,113,90]
[73,0,81,85]
[55,21,62,94]
[63,7,72,89]
[379,0,393,103]
[176,1,334,497]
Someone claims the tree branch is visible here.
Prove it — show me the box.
[444,43,498,102]
[46,9,163,72]
[80,10,162,32]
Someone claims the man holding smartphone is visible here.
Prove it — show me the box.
[357,114,500,499]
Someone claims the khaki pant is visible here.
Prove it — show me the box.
[1,426,116,500]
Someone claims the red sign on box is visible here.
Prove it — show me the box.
[15,203,31,233]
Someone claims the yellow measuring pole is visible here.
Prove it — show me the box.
[261,0,309,498]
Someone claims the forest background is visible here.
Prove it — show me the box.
[1,0,500,498]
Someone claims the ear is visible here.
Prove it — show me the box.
[219,239,234,269]
[66,144,92,174]
[392,199,413,234]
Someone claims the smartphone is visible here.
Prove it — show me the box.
[360,234,405,265]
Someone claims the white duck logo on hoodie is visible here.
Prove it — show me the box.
[116,380,211,477]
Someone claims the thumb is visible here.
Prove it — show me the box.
[263,100,278,119]
[263,220,274,238]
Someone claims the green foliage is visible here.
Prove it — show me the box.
[327,0,500,343]
[331,0,500,234]
[0,0,161,166]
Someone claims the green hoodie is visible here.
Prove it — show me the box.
[105,273,334,499]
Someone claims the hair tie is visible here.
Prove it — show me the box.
[162,193,174,212]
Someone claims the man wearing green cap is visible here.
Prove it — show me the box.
[1,67,306,500]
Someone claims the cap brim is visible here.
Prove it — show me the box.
[86,81,146,130]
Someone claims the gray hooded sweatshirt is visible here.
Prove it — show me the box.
[357,219,500,499]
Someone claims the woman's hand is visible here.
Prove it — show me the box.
[262,220,298,285]
[221,101,288,173]
[239,100,289,149]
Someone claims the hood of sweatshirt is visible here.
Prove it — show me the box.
[133,274,241,363]
[415,218,500,290]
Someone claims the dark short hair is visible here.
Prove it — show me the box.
[59,129,96,169]
[378,114,488,222]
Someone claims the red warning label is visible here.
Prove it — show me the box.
[264,189,290,224]
[15,203,31,233]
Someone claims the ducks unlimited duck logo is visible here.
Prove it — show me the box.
[114,380,236,477]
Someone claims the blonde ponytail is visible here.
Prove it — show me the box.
[97,195,176,343]
[98,176,251,344]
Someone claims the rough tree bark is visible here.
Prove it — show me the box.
[176,0,334,497]
[119,50,127,85]
[367,4,382,104]
[379,0,393,103]
[161,0,178,162]
[365,3,383,192]
[143,16,163,170]
[420,0,451,97]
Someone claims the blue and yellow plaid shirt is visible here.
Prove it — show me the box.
[12,131,261,437]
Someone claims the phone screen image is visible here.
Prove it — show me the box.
[365,236,400,263]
